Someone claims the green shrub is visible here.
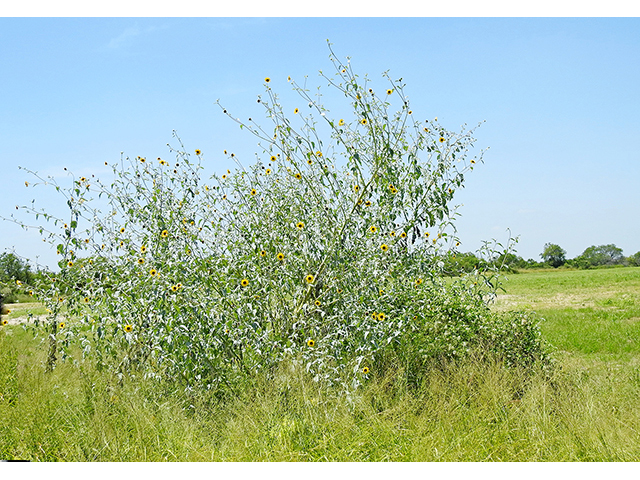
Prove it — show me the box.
[11,44,549,393]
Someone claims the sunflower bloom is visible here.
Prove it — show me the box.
[265,77,271,83]
[369,225,377,233]
[260,250,267,257]
[149,268,157,276]
[338,119,344,126]
[307,339,315,347]
[294,173,302,180]
[277,252,285,261]
[439,137,445,143]
[195,149,201,155]
[161,230,168,238]
[386,89,393,95]
[241,278,249,287]
[305,274,314,284]
[59,322,65,329]
[296,221,304,230]
[294,108,299,114]
[362,366,370,374]
[124,324,133,333]
[380,244,389,252]
[400,232,407,238]
[361,119,367,125]
[378,312,386,321]
[250,189,257,196]
[315,300,321,307]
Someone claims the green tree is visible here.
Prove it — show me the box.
[540,243,566,268]
[0,252,34,284]
[628,251,640,267]
[580,244,624,267]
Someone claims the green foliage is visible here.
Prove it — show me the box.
[577,244,625,268]
[540,243,567,268]
[0,252,34,284]
[10,45,548,392]
[627,251,640,267]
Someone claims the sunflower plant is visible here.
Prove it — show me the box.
[11,43,549,393]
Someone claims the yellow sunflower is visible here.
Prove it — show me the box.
[277,252,285,261]
[380,244,389,252]
[307,339,315,347]
[305,274,314,284]
[338,119,344,126]
[195,149,201,155]
[241,278,249,287]
[296,221,304,230]
[124,324,133,333]
[362,366,370,374]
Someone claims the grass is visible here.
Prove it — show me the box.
[2,267,640,461]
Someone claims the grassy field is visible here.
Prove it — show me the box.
[1,267,639,461]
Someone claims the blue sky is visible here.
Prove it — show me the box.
[1,15,639,270]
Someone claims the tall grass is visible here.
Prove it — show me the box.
[2,313,640,461]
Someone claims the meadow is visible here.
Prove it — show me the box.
[1,266,639,461]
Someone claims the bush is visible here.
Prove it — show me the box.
[12,44,550,392]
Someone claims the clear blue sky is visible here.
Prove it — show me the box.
[2,15,639,270]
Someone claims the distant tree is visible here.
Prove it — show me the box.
[442,252,486,276]
[540,243,567,268]
[493,252,526,271]
[626,251,640,267]
[0,252,34,284]
[579,244,624,267]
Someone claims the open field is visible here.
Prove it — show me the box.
[1,267,640,461]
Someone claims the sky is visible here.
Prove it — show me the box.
[2,11,640,270]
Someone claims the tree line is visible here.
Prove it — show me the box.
[440,243,640,275]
